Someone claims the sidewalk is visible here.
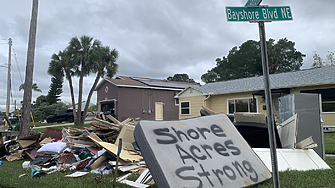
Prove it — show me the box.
[32,120,93,129]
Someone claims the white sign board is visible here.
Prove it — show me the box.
[134,114,271,187]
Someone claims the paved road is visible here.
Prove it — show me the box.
[32,120,93,129]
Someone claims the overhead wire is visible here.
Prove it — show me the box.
[12,47,24,83]
[11,45,25,111]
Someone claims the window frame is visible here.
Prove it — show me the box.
[180,101,191,115]
[175,98,179,106]
[227,97,258,115]
[322,99,335,113]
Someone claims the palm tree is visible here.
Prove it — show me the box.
[65,35,102,125]
[48,50,76,113]
[47,35,119,125]
[81,46,118,123]
[19,83,42,93]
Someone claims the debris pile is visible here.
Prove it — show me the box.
[0,115,153,187]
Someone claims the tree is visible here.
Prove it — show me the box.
[88,105,97,113]
[46,74,63,104]
[19,83,42,93]
[31,102,68,122]
[201,38,305,83]
[312,51,335,68]
[48,36,119,125]
[48,50,76,116]
[80,46,118,124]
[167,73,196,83]
[34,95,47,108]
[20,0,39,137]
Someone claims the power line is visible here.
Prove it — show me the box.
[12,46,24,84]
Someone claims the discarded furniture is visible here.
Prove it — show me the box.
[279,93,325,159]
[0,131,19,144]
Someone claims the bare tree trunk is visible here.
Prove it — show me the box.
[75,61,84,126]
[19,0,39,138]
[66,72,77,120]
[81,70,102,124]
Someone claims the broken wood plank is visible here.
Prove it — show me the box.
[115,124,135,147]
[121,117,133,125]
[90,122,112,130]
[93,117,121,130]
[88,135,142,163]
[106,114,121,124]
[296,136,317,149]
[17,133,40,148]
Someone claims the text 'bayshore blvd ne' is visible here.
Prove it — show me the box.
[226,6,292,22]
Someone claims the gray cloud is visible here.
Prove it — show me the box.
[0,0,334,112]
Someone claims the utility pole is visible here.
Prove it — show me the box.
[19,0,39,137]
[6,38,12,126]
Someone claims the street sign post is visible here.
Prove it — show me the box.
[245,0,262,7]
[226,6,293,22]
[225,1,293,187]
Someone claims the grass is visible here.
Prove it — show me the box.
[0,160,147,188]
[255,157,335,188]
[1,130,334,187]
[324,132,335,154]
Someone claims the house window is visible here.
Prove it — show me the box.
[228,98,257,114]
[180,101,190,115]
[322,99,335,112]
[300,88,335,113]
[175,98,179,106]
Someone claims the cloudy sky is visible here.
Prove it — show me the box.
[0,0,334,112]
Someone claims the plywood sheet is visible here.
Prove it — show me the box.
[88,135,142,163]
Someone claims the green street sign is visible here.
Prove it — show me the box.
[226,6,293,22]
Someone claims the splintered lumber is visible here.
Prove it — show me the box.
[88,133,103,142]
[90,121,113,130]
[82,127,108,134]
[106,114,121,124]
[296,136,317,149]
[121,118,135,126]
[62,128,96,148]
[88,135,143,163]
[115,124,135,148]
[93,117,121,130]
[67,128,85,135]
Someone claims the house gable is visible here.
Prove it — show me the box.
[176,86,205,98]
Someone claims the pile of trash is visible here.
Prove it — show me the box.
[0,115,153,187]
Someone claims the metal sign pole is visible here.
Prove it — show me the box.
[258,21,280,188]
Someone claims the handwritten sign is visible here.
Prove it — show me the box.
[134,114,271,187]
